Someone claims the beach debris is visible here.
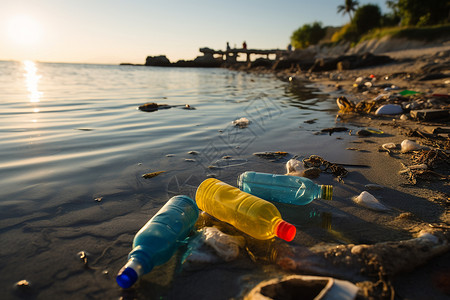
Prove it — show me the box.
[142,171,165,179]
[277,231,449,299]
[14,280,31,289]
[321,127,348,135]
[352,191,390,212]
[304,119,317,124]
[364,183,384,190]
[381,142,397,151]
[336,96,355,112]
[285,158,304,174]
[303,167,322,179]
[253,151,288,160]
[356,129,372,136]
[166,154,175,157]
[399,89,420,96]
[302,155,348,181]
[232,117,250,128]
[138,102,172,112]
[138,102,194,112]
[77,251,89,266]
[245,275,359,300]
[184,158,196,162]
[400,139,422,152]
[94,197,103,202]
[203,226,246,261]
[188,151,199,155]
[375,104,403,115]
[410,109,450,121]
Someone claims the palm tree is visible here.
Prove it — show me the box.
[337,0,359,22]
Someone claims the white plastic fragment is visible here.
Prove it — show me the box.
[203,227,245,261]
[382,142,397,150]
[401,139,422,152]
[232,117,250,127]
[285,158,304,174]
[353,191,390,212]
[375,104,403,115]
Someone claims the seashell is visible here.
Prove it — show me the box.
[401,139,422,152]
[353,191,390,212]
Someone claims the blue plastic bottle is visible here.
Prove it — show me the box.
[116,195,199,289]
[238,171,332,205]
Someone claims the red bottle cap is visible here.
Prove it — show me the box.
[275,220,296,242]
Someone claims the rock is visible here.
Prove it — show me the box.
[375,104,403,115]
[145,55,171,66]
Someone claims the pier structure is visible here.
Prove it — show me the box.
[199,47,288,63]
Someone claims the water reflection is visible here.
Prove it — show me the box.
[23,60,42,103]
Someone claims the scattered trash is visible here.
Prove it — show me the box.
[352,191,390,212]
[203,226,246,261]
[238,171,332,205]
[400,114,409,120]
[400,139,422,152]
[375,104,403,115]
[399,89,420,96]
[410,109,450,121]
[285,158,304,174]
[94,197,103,202]
[188,151,199,155]
[253,151,288,160]
[142,171,165,179]
[232,117,250,128]
[138,102,194,112]
[77,251,89,266]
[364,183,384,190]
[196,178,296,241]
[184,158,196,162]
[14,280,31,288]
[116,196,198,289]
[356,129,372,136]
[303,155,349,181]
[245,275,359,300]
[399,163,428,174]
[321,127,348,135]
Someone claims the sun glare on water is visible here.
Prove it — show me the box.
[7,15,42,45]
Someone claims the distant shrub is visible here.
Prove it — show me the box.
[291,22,327,49]
[331,23,359,42]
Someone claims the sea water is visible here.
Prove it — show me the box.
[0,60,341,299]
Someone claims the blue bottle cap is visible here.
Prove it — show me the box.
[116,267,138,289]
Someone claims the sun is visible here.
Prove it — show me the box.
[6,15,42,45]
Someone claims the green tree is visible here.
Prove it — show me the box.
[353,4,382,34]
[389,0,450,26]
[290,22,327,49]
[337,0,359,22]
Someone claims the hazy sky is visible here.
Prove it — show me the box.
[1,0,389,64]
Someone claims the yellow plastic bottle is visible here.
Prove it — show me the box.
[195,178,296,241]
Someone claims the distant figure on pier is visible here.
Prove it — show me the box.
[287,44,292,51]
[226,42,231,51]
[243,41,247,49]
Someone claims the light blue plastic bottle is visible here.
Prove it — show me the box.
[116,195,199,289]
[238,171,332,205]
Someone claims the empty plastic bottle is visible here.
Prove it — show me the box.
[238,171,332,205]
[195,178,296,242]
[116,195,199,289]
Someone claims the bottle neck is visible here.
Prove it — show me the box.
[319,185,333,200]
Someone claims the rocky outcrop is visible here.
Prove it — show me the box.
[145,55,171,66]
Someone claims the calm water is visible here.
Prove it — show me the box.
[0,61,343,299]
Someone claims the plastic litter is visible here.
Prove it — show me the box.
[116,195,199,289]
[203,226,245,261]
[232,117,250,127]
[245,275,359,300]
[375,104,403,115]
[399,90,420,96]
[195,178,296,241]
[352,191,390,212]
[238,171,332,205]
[401,139,422,152]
